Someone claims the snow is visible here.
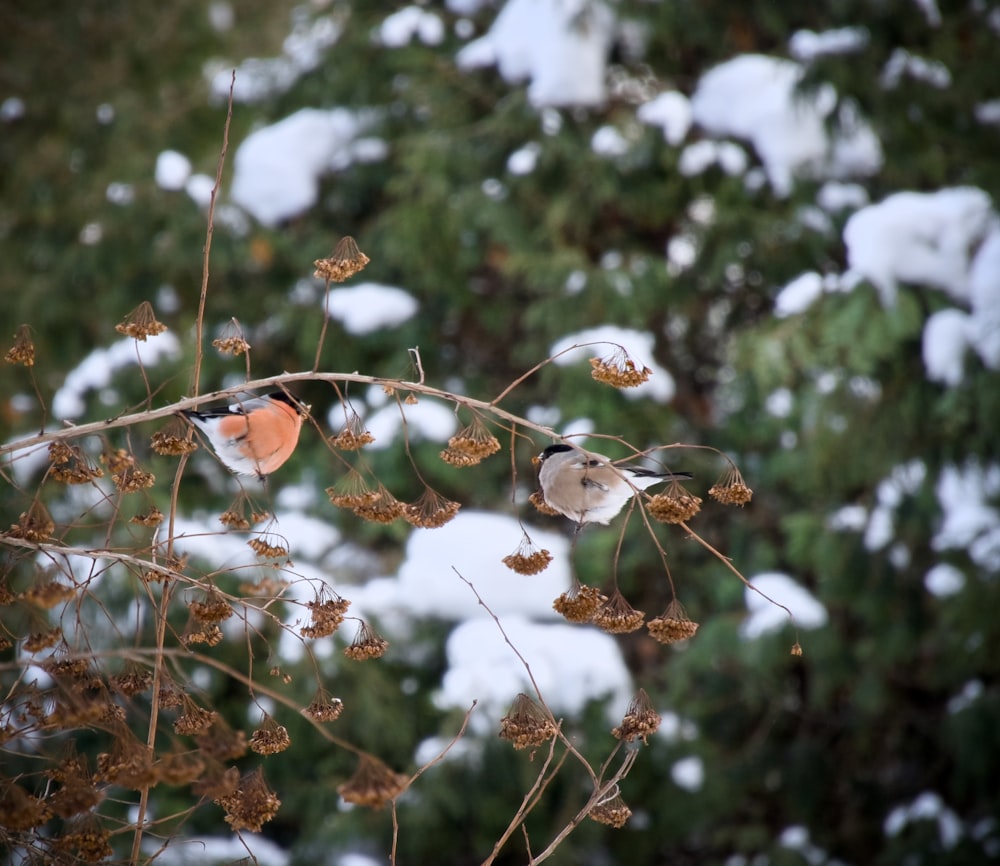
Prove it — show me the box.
[816,180,869,212]
[355,398,458,450]
[679,140,748,178]
[150,833,288,866]
[764,388,794,418]
[51,332,181,419]
[880,48,952,89]
[637,91,692,146]
[740,573,828,639]
[923,308,971,386]
[690,54,882,196]
[789,27,869,61]
[591,125,629,157]
[670,756,705,791]
[549,325,676,403]
[507,142,541,175]
[435,616,632,733]
[774,272,824,318]
[230,108,383,226]
[323,282,419,335]
[924,563,965,598]
[456,0,615,108]
[154,150,191,190]
[884,791,962,850]
[932,461,1000,571]
[379,6,445,47]
[1,96,26,122]
[347,511,571,623]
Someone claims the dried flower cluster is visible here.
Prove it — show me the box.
[151,419,198,456]
[528,489,562,516]
[313,236,371,282]
[591,589,645,634]
[215,768,281,832]
[301,589,351,639]
[48,442,104,484]
[498,693,558,750]
[337,755,407,808]
[502,533,553,575]
[404,487,461,528]
[212,318,251,355]
[173,699,218,736]
[646,480,703,524]
[247,535,289,559]
[195,720,248,761]
[588,789,632,828]
[21,578,76,609]
[109,665,153,696]
[188,587,234,624]
[589,348,652,389]
[440,417,501,467]
[344,621,389,660]
[330,411,375,450]
[303,690,344,722]
[646,599,699,644]
[6,502,55,542]
[115,300,167,341]
[552,583,607,623]
[612,689,661,743]
[351,484,405,524]
[249,715,292,756]
[4,324,35,366]
[112,464,156,494]
[709,466,754,506]
[130,506,165,527]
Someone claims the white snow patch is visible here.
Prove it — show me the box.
[884,791,962,850]
[591,125,629,157]
[323,282,419,335]
[741,573,828,639]
[924,564,965,598]
[379,6,445,47]
[150,834,288,866]
[357,398,458,450]
[923,308,971,387]
[637,91,692,146]
[507,142,541,175]
[774,271,824,318]
[932,461,1000,571]
[155,150,191,190]
[670,756,705,792]
[880,48,952,89]
[789,27,869,61]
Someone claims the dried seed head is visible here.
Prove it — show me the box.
[591,589,645,634]
[646,479,702,524]
[313,235,371,282]
[212,318,251,356]
[552,583,606,623]
[343,621,389,660]
[404,393,419,404]
[158,750,207,786]
[173,698,218,736]
[239,575,290,597]
[112,464,156,493]
[130,506,165,527]
[215,767,281,832]
[48,443,104,484]
[404,487,461,528]
[588,789,632,828]
[302,689,344,722]
[54,815,114,861]
[109,664,153,696]
[115,300,168,341]
[351,485,404,524]
[502,533,553,575]
[4,324,35,366]
[612,688,661,743]
[330,411,375,450]
[326,470,380,509]
[157,677,185,709]
[646,599,699,644]
[21,578,76,609]
[23,624,64,653]
[95,733,157,789]
[709,465,753,506]
[191,762,240,799]
[791,641,803,657]
[249,714,292,756]
[183,622,224,647]
[499,693,558,750]
[446,417,502,461]
[188,587,233,624]
[6,501,55,541]
[529,489,562,517]
[0,782,51,830]
[47,777,104,819]
[439,445,483,467]
[247,535,289,559]
[589,347,652,389]
[151,418,198,456]
[195,719,248,761]
[301,588,351,638]
[337,755,407,809]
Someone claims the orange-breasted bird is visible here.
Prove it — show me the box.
[181,392,308,478]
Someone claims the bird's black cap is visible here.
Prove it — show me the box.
[539,444,574,460]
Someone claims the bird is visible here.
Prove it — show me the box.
[180,391,308,478]
[536,443,692,527]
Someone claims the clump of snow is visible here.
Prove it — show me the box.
[816,180,869,212]
[184,173,216,207]
[348,511,570,622]
[880,48,952,89]
[884,791,962,850]
[205,15,342,104]
[154,150,191,191]
[323,282,419,336]
[456,0,615,108]
[52,333,181,419]
[774,272,824,318]
[637,91,692,145]
[690,54,882,196]
[435,616,632,733]
[741,573,828,639]
[549,325,676,403]
[923,309,972,386]
[379,6,445,47]
[591,125,629,157]
[507,142,541,175]
[230,108,383,226]
[1,96,26,122]
[678,140,747,177]
[924,563,965,598]
[975,99,1000,126]
[932,460,1000,571]
[355,398,458,451]
[670,756,705,792]
[789,27,869,61]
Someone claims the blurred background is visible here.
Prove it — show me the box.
[1,1,998,864]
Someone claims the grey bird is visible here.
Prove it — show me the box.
[536,444,692,526]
